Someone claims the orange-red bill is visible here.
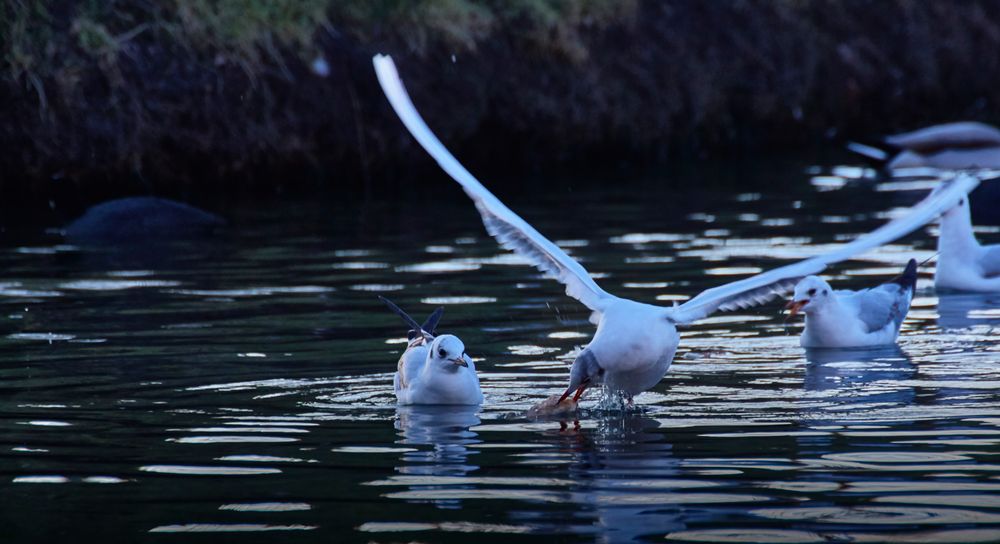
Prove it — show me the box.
[784,299,807,317]
[558,384,588,404]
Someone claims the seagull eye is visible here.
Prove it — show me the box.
[822,289,828,295]
[438,348,446,358]
[807,288,816,296]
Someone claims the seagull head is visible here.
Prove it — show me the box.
[427,334,472,371]
[786,276,832,317]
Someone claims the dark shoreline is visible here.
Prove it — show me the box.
[3,1,1000,216]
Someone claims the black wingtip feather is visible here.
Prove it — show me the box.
[421,307,444,335]
[889,259,919,292]
[377,296,423,335]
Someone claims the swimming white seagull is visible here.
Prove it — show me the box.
[934,193,1000,292]
[380,296,483,405]
[785,259,918,348]
[373,54,978,406]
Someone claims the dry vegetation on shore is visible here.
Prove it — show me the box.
[2,0,1000,206]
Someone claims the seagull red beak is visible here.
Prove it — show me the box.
[558,383,588,404]
[785,299,808,317]
[449,357,468,368]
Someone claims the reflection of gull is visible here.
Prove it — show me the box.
[355,410,481,512]
[935,195,1000,292]
[525,415,689,540]
[785,260,917,348]
[374,54,977,406]
[936,293,1000,330]
[380,297,483,405]
[395,406,480,508]
[800,346,915,452]
[804,345,914,396]
[395,405,480,508]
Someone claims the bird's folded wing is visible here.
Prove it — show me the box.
[850,285,908,333]
[373,54,614,313]
[669,173,979,324]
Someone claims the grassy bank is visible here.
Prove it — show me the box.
[2,1,1000,214]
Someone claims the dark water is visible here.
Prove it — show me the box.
[2,163,999,543]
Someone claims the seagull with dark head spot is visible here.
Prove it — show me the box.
[379,296,482,405]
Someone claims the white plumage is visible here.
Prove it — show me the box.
[394,334,482,405]
[373,54,978,405]
[380,297,483,405]
[787,260,917,348]
[935,194,1000,292]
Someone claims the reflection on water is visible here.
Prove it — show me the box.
[803,345,914,399]
[1,164,999,542]
[391,405,481,509]
[529,415,693,541]
[937,292,1000,331]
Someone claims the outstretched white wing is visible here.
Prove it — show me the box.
[374,54,615,313]
[669,173,979,324]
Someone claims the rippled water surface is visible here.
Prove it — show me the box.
[2,163,1000,543]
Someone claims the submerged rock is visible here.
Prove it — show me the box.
[65,197,225,243]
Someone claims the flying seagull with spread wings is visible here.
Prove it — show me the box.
[373,54,978,406]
